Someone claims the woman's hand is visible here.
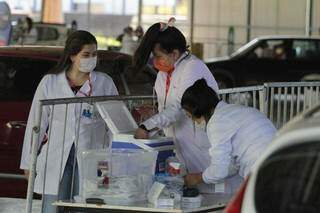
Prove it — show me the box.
[134,127,149,139]
[184,173,203,187]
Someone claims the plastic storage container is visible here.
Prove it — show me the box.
[96,101,175,173]
[79,149,158,205]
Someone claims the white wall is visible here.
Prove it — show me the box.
[191,0,319,59]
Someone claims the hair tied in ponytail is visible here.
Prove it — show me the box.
[168,17,176,27]
[159,22,168,32]
[159,17,176,32]
[194,79,208,89]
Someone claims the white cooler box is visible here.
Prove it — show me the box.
[96,101,175,173]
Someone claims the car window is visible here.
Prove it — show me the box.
[0,53,154,101]
[97,56,155,95]
[255,141,320,213]
[292,40,320,59]
[36,27,59,41]
[0,57,57,101]
[251,40,289,60]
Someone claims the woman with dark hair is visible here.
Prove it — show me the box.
[19,16,37,45]
[133,20,219,193]
[181,79,276,193]
[20,30,118,212]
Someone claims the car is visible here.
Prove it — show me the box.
[224,104,320,213]
[11,22,69,46]
[206,36,320,88]
[0,46,156,198]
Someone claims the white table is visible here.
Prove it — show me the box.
[0,197,41,213]
[53,193,231,213]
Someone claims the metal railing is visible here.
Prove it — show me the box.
[25,95,155,213]
[219,85,265,111]
[24,81,320,213]
[0,173,25,180]
[264,82,320,128]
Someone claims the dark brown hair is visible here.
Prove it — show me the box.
[181,79,220,122]
[133,23,187,71]
[48,30,97,74]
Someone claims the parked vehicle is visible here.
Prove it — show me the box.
[11,22,69,46]
[206,36,320,88]
[0,46,156,198]
[225,104,320,213]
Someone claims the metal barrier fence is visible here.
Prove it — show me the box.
[25,95,155,213]
[264,82,320,128]
[24,81,320,213]
[219,85,265,111]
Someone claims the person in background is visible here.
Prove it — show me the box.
[133,19,219,193]
[117,26,132,43]
[120,26,138,55]
[71,20,78,31]
[18,16,37,45]
[20,30,118,213]
[135,25,144,42]
[67,20,78,35]
[181,79,276,192]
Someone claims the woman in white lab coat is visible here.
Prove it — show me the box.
[133,20,219,192]
[181,79,276,192]
[20,30,118,213]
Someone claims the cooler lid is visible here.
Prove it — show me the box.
[95,101,138,134]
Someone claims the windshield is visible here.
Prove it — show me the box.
[230,38,260,57]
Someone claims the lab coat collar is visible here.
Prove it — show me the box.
[89,71,97,82]
[174,51,190,68]
[57,71,97,97]
[58,71,75,98]
[79,72,95,97]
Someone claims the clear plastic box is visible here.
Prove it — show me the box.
[79,149,158,205]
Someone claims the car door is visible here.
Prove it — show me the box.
[0,56,56,198]
[287,39,320,81]
[240,39,291,85]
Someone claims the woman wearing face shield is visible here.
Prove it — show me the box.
[181,79,276,192]
[133,19,219,193]
[20,30,118,213]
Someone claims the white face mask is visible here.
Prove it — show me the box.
[79,56,97,73]
[195,119,207,132]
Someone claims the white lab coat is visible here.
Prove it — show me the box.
[202,101,276,193]
[120,34,138,55]
[143,53,219,192]
[20,71,118,195]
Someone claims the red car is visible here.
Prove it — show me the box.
[0,46,156,198]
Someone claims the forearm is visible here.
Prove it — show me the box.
[202,162,230,184]
[142,104,182,130]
